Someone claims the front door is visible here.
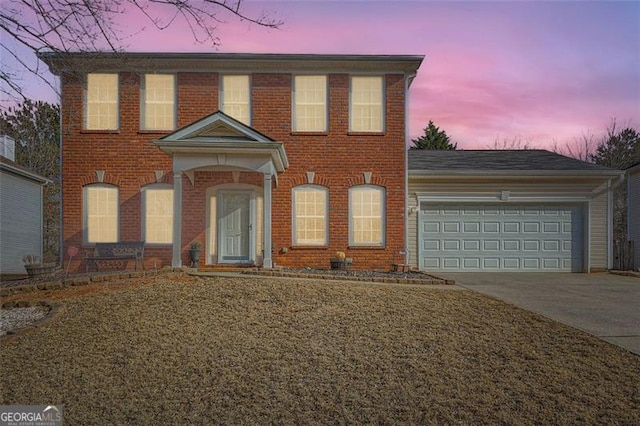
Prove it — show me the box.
[218,191,252,263]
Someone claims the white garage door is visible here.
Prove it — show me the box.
[419,204,584,272]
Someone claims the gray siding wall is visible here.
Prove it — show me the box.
[408,179,609,271]
[0,171,43,275]
[629,172,640,269]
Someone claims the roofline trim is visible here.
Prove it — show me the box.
[0,162,51,184]
[408,169,624,178]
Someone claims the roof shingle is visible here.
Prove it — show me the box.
[408,149,618,173]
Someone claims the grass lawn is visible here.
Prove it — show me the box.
[1,273,639,424]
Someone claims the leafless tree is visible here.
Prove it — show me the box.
[487,136,533,150]
[551,131,597,162]
[1,0,282,102]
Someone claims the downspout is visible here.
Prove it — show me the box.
[58,76,64,269]
[404,71,417,266]
[607,178,613,269]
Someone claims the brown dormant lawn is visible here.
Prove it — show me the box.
[2,273,639,424]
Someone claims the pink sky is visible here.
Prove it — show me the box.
[4,1,639,149]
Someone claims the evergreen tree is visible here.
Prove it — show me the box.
[410,121,457,150]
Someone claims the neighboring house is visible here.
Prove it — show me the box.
[407,150,623,272]
[627,162,640,270]
[0,135,50,277]
[39,52,424,271]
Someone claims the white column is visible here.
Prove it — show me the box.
[263,172,273,269]
[172,172,183,268]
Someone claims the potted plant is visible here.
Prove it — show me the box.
[330,251,353,270]
[22,254,58,277]
[189,242,202,268]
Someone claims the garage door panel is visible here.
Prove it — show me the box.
[424,258,440,268]
[543,222,560,233]
[483,240,500,251]
[443,240,460,250]
[483,222,500,233]
[423,222,439,232]
[543,240,560,251]
[503,258,520,269]
[464,222,480,232]
[503,222,520,233]
[443,258,460,268]
[420,203,583,272]
[503,240,519,251]
[464,258,481,268]
[463,240,480,250]
[544,258,560,269]
[443,222,460,232]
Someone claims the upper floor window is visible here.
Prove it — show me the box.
[293,75,327,132]
[350,76,384,132]
[86,73,118,130]
[142,186,173,244]
[349,185,385,247]
[142,74,176,131]
[292,185,328,246]
[220,75,250,125]
[84,184,118,244]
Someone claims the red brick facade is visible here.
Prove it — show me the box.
[50,54,422,271]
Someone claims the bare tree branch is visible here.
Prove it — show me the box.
[0,0,283,104]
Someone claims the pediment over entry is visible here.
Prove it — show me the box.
[154,111,288,173]
[157,110,277,144]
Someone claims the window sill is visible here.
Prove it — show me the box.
[347,132,386,136]
[289,246,328,250]
[144,244,172,248]
[348,245,386,250]
[290,131,329,136]
[138,130,174,135]
[80,130,120,134]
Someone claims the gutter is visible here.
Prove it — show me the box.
[408,169,625,179]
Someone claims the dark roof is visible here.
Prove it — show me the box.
[626,161,640,173]
[408,149,620,174]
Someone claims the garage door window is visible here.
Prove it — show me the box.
[349,185,385,246]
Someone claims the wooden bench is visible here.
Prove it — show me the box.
[85,241,145,272]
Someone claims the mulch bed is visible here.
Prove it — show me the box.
[1,274,639,424]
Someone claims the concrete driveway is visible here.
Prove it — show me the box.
[437,272,640,356]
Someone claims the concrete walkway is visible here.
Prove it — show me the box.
[436,272,640,356]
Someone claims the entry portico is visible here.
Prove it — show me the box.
[154,111,288,268]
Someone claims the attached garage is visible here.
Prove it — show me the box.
[419,203,584,272]
[408,150,624,273]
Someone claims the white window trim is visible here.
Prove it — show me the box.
[140,73,177,131]
[83,184,119,246]
[292,184,329,246]
[141,184,174,246]
[349,184,386,247]
[84,73,119,131]
[349,75,385,133]
[292,75,328,132]
[219,74,252,125]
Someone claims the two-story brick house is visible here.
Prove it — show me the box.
[39,52,424,271]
